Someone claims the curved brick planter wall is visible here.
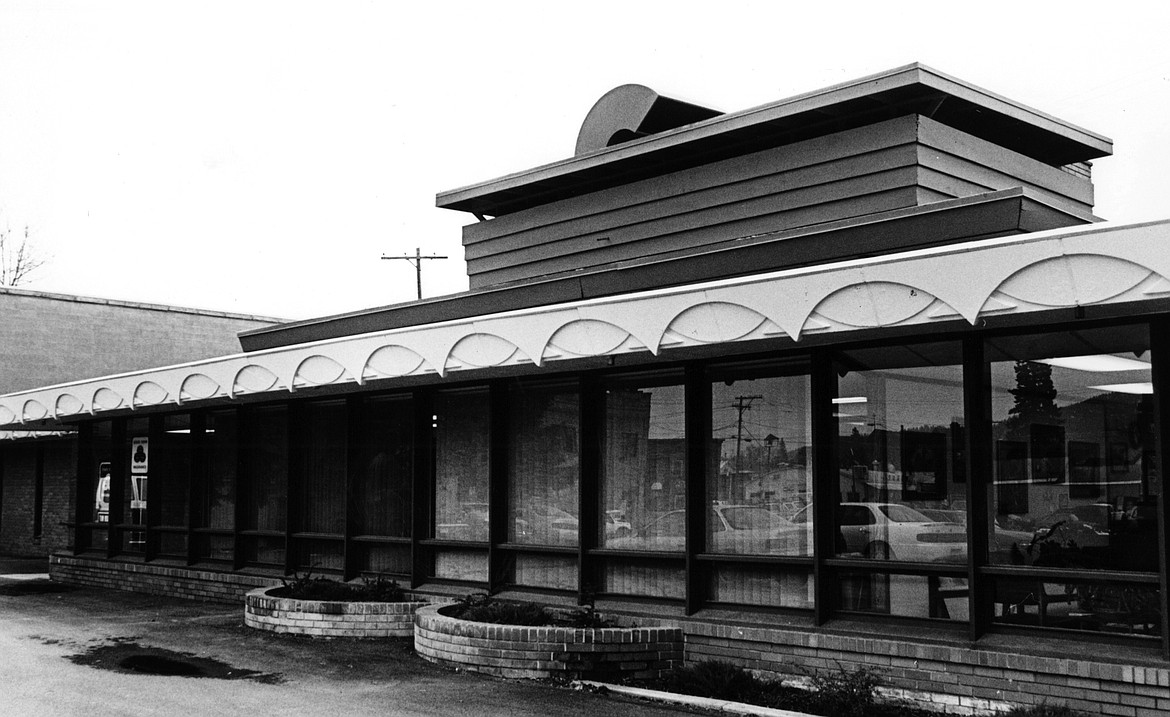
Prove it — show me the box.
[414,603,683,680]
[244,587,428,638]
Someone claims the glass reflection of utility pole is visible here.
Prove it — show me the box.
[731,395,763,498]
[381,247,448,300]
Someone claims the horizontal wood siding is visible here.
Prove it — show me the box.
[464,115,1095,290]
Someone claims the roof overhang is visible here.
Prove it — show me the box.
[3,218,1168,431]
[438,63,1113,217]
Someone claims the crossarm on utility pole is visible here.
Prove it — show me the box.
[381,247,448,300]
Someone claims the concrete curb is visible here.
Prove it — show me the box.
[572,680,818,717]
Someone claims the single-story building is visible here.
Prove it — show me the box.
[3,64,1168,713]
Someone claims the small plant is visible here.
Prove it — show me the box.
[275,571,406,602]
[661,660,761,701]
[799,662,883,717]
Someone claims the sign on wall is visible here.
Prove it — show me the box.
[131,437,149,474]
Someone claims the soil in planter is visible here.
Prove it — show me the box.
[270,573,406,602]
[447,594,618,628]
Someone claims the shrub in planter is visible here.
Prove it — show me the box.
[448,593,615,628]
[271,572,406,602]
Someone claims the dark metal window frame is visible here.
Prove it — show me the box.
[63,312,1170,658]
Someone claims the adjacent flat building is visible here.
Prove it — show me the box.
[0,288,277,556]
[3,65,1169,713]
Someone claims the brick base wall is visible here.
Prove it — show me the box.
[682,620,1170,716]
[414,603,684,680]
[49,554,279,603]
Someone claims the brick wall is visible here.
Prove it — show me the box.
[682,620,1170,716]
[0,438,74,557]
[50,554,280,603]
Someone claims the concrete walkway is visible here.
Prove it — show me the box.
[0,564,709,717]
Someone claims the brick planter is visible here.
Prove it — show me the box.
[413,603,684,680]
[244,586,428,638]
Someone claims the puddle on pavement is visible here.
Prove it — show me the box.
[68,641,282,682]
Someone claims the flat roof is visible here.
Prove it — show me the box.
[437,63,1112,217]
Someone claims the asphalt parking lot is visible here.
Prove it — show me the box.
[0,558,704,717]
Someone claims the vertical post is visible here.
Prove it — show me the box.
[233,407,249,571]
[344,396,364,581]
[144,414,163,561]
[578,374,601,604]
[963,336,992,642]
[33,445,44,539]
[411,389,433,590]
[488,381,509,594]
[108,418,126,558]
[285,402,303,576]
[188,411,206,566]
[1149,316,1170,659]
[73,422,93,554]
[684,363,710,615]
[810,349,837,626]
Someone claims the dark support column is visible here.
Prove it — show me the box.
[108,418,126,558]
[488,381,509,594]
[577,374,601,604]
[343,396,363,581]
[33,446,44,539]
[810,348,837,626]
[233,407,249,571]
[286,402,304,576]
[73,422,93,554]
[188,412,206,566]
[411,390,433,590]
[684,363,709,616]
[963,336,992,642]
[144,415,163,561]
[1150,316,1170,659]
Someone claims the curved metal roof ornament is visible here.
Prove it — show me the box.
[574,84,721,156]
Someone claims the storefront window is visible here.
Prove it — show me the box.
[297,401,346,536]
[711,372,811,556]
[241,406,287,566]
[198,411,237,532]
[834,343,968,621]
[599,377,685,597]
[601,380,685,550]
[988,326,1160,576]
[507,383,579,547]
[353,396,412,538]
[432,388,489,581]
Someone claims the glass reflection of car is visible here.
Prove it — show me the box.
[831,503,966,562]
[1030,504,1113,551]
[918,508,1032,561]
[606,509,633,538]
[608,504,807,553]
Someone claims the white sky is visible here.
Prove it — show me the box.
[1,1,1168,321]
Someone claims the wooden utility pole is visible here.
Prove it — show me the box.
[381,247,448,300]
